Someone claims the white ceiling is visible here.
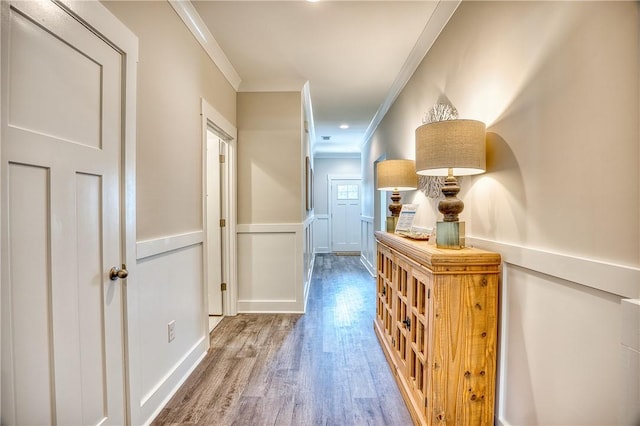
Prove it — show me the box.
[189,0,458,156]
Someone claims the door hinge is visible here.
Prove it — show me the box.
[221,282,227,291]
[428,288,431,299]
[220,218,226,227]
[219,154,225,163]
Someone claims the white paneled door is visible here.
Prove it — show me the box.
[207,132,225,316]
[1,1,128,424]
[330,178,361,252]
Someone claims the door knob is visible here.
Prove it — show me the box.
[109,264,128,281]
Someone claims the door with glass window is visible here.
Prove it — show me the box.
[330,179,361,252]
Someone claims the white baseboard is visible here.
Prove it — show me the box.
[140,336,208,425]
[237,299,305,314]
[361,254,375,277]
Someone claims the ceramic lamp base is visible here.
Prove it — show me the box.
[386,216,398,232]
[436,221,465,249]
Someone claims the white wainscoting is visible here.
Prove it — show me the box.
[135,231,208,424]
[467,237,640,426]
[621,299,640,425]
[313,214,330,253]
[237,222,312,313]
[360,216,376,277]
[303,215,315,300]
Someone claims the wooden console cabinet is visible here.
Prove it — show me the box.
[374,231,501,426]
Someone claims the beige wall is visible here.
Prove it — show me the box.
[103,0,236,241]
[99,2,237,423]
[313,157,361,216]
[366,2,639,266]
[236,91,311,313]
[363,1,639,424]
[237,91,303,224]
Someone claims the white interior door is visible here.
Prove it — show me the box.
[331,179,361,252]
[206,132,224,316]
[1,1,127,424]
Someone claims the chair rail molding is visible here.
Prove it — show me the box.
[467,236,639,299]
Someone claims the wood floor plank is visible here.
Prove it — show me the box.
[152,254,413,426]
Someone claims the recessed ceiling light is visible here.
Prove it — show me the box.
[339,124,349,129]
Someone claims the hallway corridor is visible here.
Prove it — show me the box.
[152,254,412,425]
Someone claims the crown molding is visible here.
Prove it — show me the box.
[168,0,242,91]
[361,0,461,148]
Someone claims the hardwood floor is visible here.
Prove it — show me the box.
[152,254,412,425]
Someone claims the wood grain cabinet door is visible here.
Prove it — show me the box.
[392,255,412,372]
[376,243,395,348]
[407,266,433,419]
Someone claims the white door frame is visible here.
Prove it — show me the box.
[201,99,237,327]
[0,1,139,424]
[327,174,361,252]
[373,155,388,232]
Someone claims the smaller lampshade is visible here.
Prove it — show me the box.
[415,119,486,176]
[376,159,418,191]
[376,159,417,227]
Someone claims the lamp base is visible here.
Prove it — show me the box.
[386,216,398,232]
[436,221,465,249]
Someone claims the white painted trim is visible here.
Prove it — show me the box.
[303,213,315,228]
[475,240,639,426]
[201,98,237,140]
[140,336,208,425]
[236,222,309,313]
[314,152,361,159]
[360,257,375,278]
[237,223,302,233]
[139,336,206,406]
[202,98,238,318]
[236,300,305,314]
[360,216,376,277]
[361,0,461,148]
[136,231,204,260]
[59,2,137,62]
[295,220,305,311]
[313,215,330,254]
[467,236,640,299]
[168,0,241,91]
[496,418,512,426]
[302,215,315,312]
[621,299,640,350]
[302,81,316,157]
[496,264,510,426]
[327,174,362,181]
[120,25,140,426]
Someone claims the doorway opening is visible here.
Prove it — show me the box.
[206,129,227,331]
[202,100,238,337]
